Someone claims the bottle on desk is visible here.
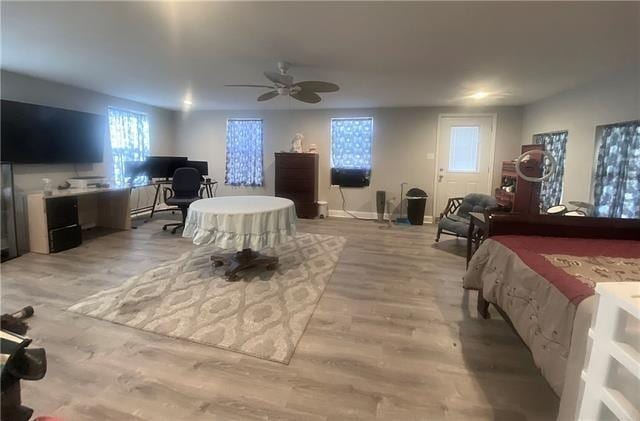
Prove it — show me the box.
[42,178,53,197]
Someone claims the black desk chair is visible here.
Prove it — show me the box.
[162,167,203,234]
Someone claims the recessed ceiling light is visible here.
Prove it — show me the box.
[470,91,489,100]
[183,99,193,106]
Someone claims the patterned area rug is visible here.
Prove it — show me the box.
[68,233,346,363]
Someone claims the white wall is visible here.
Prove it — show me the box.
[175,106,523,217]
[1,70,176,191]
[521,67,640,205]
[1,70,177,250]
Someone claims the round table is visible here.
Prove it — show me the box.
[183,196,297,281]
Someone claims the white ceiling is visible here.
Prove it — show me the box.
[1,1,638,110]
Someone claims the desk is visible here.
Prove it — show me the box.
[27,186,131,254]
[466,212,487,267]
[148,180,217,218]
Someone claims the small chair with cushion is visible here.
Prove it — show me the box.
[435,193,497,242]
[162,167,204,234]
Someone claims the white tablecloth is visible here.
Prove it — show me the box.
[182,196,297,251]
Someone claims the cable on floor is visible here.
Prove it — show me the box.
[339,186,376,221]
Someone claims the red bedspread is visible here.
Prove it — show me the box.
[492,235,640,304]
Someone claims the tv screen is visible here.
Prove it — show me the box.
[1,100,105,164]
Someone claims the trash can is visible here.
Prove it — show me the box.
[406,188,428,225]
[317,201,329,218]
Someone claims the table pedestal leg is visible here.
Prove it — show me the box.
[211,248,278,281]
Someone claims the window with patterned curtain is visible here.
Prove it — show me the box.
[593,120,640,218]
[533,130,568,212]
[108,107,150,185]
[225,119,263,186]
[331,117,373,169]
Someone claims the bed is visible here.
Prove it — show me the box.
[463,214,640,421]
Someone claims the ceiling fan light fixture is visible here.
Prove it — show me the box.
[226,62,339,104]
[470,91,489,100]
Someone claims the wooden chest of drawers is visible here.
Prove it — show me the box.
[274,152,318,219]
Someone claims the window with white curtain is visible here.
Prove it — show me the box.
[448,126,480,172]
[225,119,264,186]
[331,117,373,169]
[108,107,150,185]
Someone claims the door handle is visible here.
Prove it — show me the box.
[438,168,444,182]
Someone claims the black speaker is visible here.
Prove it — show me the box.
[376,191,386,222]
[331,168,370,187]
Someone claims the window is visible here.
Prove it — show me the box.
[108,107,150,185]
[225,119,263,186]
[331,117,373,169]
[448,126,480,172]
[593,121,640,218]
[533,130,567,212]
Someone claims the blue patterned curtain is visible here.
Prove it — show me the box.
[108,107,150,185]
[331,118,373,169]
[593,121,640,218]
[533,131,567,212]
[225,119,263,186]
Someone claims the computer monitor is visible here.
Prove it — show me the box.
[186,160,208,177]
[145,156,188,179]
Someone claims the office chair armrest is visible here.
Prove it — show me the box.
[163,187,174,203]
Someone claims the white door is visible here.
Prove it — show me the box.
[434,115,494,217]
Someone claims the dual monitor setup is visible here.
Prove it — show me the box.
[125,156,209,181]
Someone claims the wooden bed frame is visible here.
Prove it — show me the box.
[475,213,640,319]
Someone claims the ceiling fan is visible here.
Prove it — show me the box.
[225,61,339,104]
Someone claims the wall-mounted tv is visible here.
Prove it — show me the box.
[1,100,105,164]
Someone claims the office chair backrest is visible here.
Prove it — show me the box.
[171,167,201,198]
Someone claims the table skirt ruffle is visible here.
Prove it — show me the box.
[182,197,298,251]
[182,224,296,251]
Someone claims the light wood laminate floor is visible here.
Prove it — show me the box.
[1,216,559,420]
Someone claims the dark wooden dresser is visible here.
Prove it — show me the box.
[275,152,318,218]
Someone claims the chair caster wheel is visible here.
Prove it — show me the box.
[162,226,167,231]
[212,260,224,267]
[266,263,277,270]
[226,274,239,282]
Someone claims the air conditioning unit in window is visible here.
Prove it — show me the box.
[331,168,370,187]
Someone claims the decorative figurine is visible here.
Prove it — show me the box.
[308,143,318,153]
[290,133,304,153]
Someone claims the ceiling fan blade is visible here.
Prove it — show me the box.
[225,84,275,88]
[293,81,339,93]
[264,71,293,86]
[257,91,279,101]
[291,90,321,104]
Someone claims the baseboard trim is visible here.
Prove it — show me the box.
[328,209,433,224]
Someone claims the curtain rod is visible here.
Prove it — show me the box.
[596,119,639,129]
[532,129,568,137]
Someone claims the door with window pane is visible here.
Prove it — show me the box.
[435,115,494,217]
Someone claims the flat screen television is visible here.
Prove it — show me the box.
[1,100,105,164]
